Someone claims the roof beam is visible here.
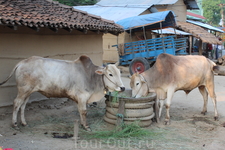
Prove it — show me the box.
[49,27,58,33]
[29,26,40,32]
[7,25,17,30]
[92,30,101,34]
[64,28,72,33]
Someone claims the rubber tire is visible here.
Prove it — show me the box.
[103,116,152,127]
[129,57,150,75]
[106,107,153,118]
[106,101,154,109]
[105,111,155,121]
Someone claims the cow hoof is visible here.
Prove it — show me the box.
[164,120,170,125]
[81,125,92,132]
[152,117,157,123]
[201,111,207,115]
[12,122,18,127]
[85,127,92,132]
[12,124,20,130]
[214,116,219,121]
[21,123,27,126]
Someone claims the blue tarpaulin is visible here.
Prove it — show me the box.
[116,10,176,32]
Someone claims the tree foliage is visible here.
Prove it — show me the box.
[202,0,225,26]
[54,0,97,6]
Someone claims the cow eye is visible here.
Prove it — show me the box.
[109,74,113,77]
[136,83,139,86]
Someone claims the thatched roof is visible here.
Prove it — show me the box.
[177,21,222,45]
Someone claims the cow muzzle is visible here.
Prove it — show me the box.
[120,87,125,91]
[114,86,125,92]
[103,74,125,92]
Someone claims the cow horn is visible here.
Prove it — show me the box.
[115,61,119,66]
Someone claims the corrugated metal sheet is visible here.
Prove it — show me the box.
[74,0,199,22]
[74,5,149,22]
[97,0,198,9]
[187,20,224,33]
[152,28,191,35]
[187,12,206,19]
[97,0,178,6]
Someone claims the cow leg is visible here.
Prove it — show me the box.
[155,98,160,123]
[159,99,164,118]
[77,93,91,131]
[164,89,175,125]
[20,96,30,126]
[206,82,218,120]
[198,86,208,115]
[12,94,27,127]
[12,85,33,128]
[155,98,165,123]
[77,100,91,131]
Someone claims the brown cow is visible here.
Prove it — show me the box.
[130,53,219,124]
[0,56,125,131]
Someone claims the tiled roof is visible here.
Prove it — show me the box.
[0,0,124,34]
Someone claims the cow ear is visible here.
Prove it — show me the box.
[139,74,146,83]
[95,67,105,75]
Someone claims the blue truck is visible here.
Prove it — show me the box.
[114,35,187,75]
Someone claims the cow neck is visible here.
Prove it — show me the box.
[139,73,149,96]
[102,75,108,94]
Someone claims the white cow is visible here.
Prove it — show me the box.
[130,53,219,125]
[0,55,125,130]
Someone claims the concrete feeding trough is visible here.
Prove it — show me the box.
[104,89,156,127]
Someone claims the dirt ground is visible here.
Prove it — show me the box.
[1,67,225,150]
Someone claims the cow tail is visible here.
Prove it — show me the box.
[207,58,219,73]
[0,62,21,85]
[213,65,220,73]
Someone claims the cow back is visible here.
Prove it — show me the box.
[142,53,215,92]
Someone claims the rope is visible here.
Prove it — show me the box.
[116,113,124,119]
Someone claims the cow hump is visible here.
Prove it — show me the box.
[78,55,98,73]
[79,55,94,66]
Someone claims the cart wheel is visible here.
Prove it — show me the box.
[129,57,150,75]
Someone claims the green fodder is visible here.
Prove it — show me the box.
[111,91,119,103]
[82,121,159,140]
[80,121,165,149]
[110,91,129,103]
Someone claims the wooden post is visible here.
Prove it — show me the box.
[189,36,192,55]
[116,100,125,130]
[198,39,203,55]
[74,120,79,144]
